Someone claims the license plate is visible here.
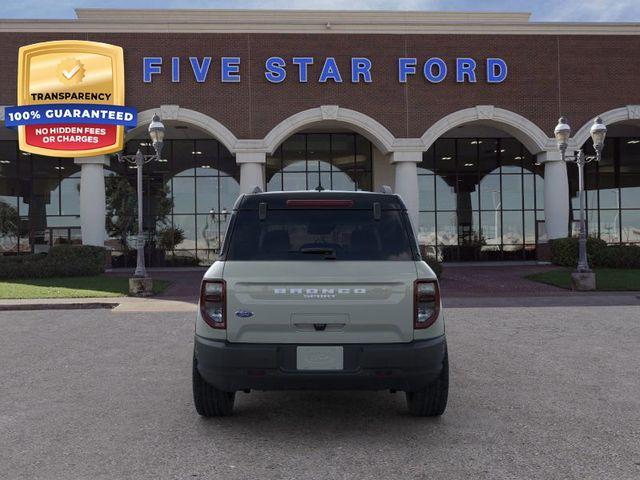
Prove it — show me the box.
[296,346,344,370]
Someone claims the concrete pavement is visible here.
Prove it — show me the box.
[1,306,639,479]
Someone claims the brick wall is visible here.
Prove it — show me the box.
[0,32,638,141]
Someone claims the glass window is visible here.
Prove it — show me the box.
[419,148,434,173]
[479,175,501,211]
[173,140,195,176]
[196,177,218,214]
[226,210,415,261]
[282,135,306,172]
[477,139,498,174]
[481,210,502,245]
[621,210,640,243]
[436,211,457,245]
[331,171,356,191]
[599,210,620,243]
[435,176,456,211]
[172,177,195,213]
[60,177,80,215]
[172,214,196,250]
[457,138,478,173]
[500,138,523,174]
[502,211,524,247]
[619,138,640,174]
[418,211,436,248]
[307,134,331,172]
[620,174,640,209]
[418,175,435,211]
[434,139,456,176]
[501,175,523,210]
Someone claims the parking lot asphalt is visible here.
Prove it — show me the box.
[1,306,639,480]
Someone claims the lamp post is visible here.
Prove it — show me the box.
[117,114,165,293]
[553,116,607,289]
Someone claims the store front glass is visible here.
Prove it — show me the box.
[108,138,240,267]
[0,141,82,255]
[418,137,545,261]
[569,136,640,244]
[266,133,373,192]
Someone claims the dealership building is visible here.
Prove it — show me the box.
[0,9,639,264]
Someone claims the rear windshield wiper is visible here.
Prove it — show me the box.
[292,247,337,259]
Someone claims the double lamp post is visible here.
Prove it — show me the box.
[553,115,607,290]
[117,114,166,295]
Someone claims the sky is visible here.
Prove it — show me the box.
[0,0,639,22]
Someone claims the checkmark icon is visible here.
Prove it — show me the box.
[62,64,80,79]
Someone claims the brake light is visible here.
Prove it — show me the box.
[414,280,440,329]
[286,199,354,207]
[200,280,226,329]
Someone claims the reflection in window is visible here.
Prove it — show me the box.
[266,133,372,192]
[569,137,640,245]
[419,137,542,261]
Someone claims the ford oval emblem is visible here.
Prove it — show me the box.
[235,310,254,318]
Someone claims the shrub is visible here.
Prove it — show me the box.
[164,254,201,267]
[550,237,640,269]
[157,227,185,252]
[0,245,106,279]
[593,244,640,268]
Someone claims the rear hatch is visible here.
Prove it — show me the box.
[223,261,417,343]
[220,193,419,344]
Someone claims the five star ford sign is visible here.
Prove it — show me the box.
[4,40,137,158]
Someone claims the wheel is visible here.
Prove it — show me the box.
[192,358,236,417]
[405,348,449,417]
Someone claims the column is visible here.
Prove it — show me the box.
[237,151,266,193]
[538,151,569,239]
[74,155,109,246]
[391,150,422,232]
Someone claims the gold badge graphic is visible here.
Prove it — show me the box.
[15,40,126,157]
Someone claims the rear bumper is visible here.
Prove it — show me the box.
[194,335,447,392]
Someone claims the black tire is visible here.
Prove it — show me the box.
[192,358,236,417]
[405,348,449,417]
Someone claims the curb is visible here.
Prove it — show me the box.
[0,302,119,311]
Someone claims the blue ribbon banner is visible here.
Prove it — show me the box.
[4,104,138,128]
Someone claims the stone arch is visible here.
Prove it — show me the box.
[420,105,553,154]
[263,105,396,155]
[572,105,640,148]
[127,105,239,154]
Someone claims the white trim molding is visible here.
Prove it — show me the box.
[420,106,553,154]
[127,106,239,154]
[572,105,640,148]
[263,106,396,155]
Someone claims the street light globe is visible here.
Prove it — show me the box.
[590,116,607,153]
[148,113,165,145]
[554,117,571,152]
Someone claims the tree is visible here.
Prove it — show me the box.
[105,176,173,252]
[0,201,21,250]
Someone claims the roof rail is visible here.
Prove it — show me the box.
[251,186,263,194]
[378,185,393,194]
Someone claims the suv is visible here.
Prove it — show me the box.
[192,190,448,417]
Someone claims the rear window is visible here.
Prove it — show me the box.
[225,209,417,261]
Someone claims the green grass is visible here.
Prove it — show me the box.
[0,276,170,299]
[526,268,640,291]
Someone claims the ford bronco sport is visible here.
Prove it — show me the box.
[193,190,448,417]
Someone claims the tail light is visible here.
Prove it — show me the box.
[200,280,226,329]
[414,280,440,329]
